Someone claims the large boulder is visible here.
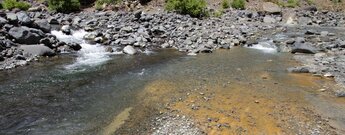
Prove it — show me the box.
[262,2,281,14]
[20,45,55,56]
[291,42,318,54]
[8,27,42,44]
[123,45,137,55]
[34,19,51,33]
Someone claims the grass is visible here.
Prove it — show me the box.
[1,0,31,10]
[231,0,245,9]
[165,0,208,18]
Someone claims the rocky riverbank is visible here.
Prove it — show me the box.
[1,2,345,92]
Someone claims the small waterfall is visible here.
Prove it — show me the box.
[246,40,277,53]
[51,30,112,70]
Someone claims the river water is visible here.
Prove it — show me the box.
[0,31,345,134]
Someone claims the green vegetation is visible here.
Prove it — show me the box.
[285,0,299,7]
[306,0,314,5]
[1,0,31,10]
[165,0,208,18]
[222,0,230,9]
[95,0,120,10]
[47,0,80,13]
[231,0,245,9]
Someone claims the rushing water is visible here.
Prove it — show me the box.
[1,31,345,134]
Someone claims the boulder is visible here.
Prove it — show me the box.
[263,16,276,23]
[0,17,8,26]
[6,13,17,22]
[20,45,55,56]
[262,2,281,14]
[291,42,318,54]
[8,27,42,44]
[123,45,137,55]
[34,19,51,33]
[16,12,32,25]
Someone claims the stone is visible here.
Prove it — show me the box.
[0,17,8,26]
[291,42,318,54]
[298,17,312,25]
[105,46,113,52]
[287,67,310,73]
[20,45,55,56]
[320,31,329,37]
[83,32,97,40]
[16,12,32,25]
[94,37,104,43]
[34,19,51,33]
[8,27,42,44]
[6,13,17,22]
[40,38,53,48]
[61,25,71,35]
[305,30,318,35]
[123,45,137,55]
[67,43,82,51]
[262,2,281,14]
[263,16,276,23]
[134,10,142,20]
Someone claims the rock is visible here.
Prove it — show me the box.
[262,2,281,14]
[0,17,8,26]
[287,67,310,73]
[61,25,71,35]
[8,27,42,44]
[320,31,329,37]
[16,12,32,25]
[263,16,276,23]
[123,45,137,55]
[335,90,345,97]
[291,42,318,54]
[94,37,104,43]
[298,17,312,25]
[40,38,54,48]
[6,13,17,22]
[67,43,82,51]
[28,5,45,12]
[105,46,113,52]
[305,30,318,35]
[134,10,142,20]
[34,19,51,33]
[20,45,55,56]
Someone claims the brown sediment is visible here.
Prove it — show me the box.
[103,107,133,135]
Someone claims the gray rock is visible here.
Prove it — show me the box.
[105,46,113,52]
[305,30,318,35]
[335,90,345,97]
[61,25,71,35]
[263,16,276,23]
[287,67,310,73]
[9,27,42,44]
[291,42,318,54]
[6,13,17,22]
[16,12,31,25]
[262,2,281,14]
[34,19,51,33]
[298,17,312,25]
[320,31,329,37]
[20,45,55,56]
[123,45,137,55]
[0,17,8,26]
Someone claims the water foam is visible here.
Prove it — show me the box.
[51,30,111,70]
[246,40,277,53]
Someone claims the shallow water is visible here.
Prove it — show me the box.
[0,46,344,134]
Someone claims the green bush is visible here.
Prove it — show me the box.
[285,0,299,7]
[231,0,245,9]
[1,0,31,10]
[165,0,208,18]
[48,0,80,13]
[222,0,230,9]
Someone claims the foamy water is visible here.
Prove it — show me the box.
[51,30,112,70]
[246,40,277,53]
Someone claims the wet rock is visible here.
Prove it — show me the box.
[287,67,310,73]
[8,27,42,44]
[20,45,55,56]
[40,38,54,48]
[262,2,281,14]
[61,25,71,35]
[94,37,104,43]
[67,43,82,51]
[123,45,137,55]
[291,42,317,54]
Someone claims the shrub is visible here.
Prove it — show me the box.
[165,0,208,18]
[1,0,31,10]
[222,0,230,9]
[48,0,80,13]
[213,9,224,17]
[231,0,245,9]
[285,0,299,8]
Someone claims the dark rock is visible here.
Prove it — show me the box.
[15,54,26,60]
[8,27,42,44]
[134,10,142,20]
[34,19,51,33]
[0,56,4,61]
[40,38,54,48]
[0,17,8,26]
[305,30,318,35]
[291,42,318,54]
[67,43,82,51]
[20,45,55,56]
[287,67,310,73]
